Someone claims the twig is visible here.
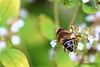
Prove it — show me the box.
[68,5,80,30]
[54,0,60,30]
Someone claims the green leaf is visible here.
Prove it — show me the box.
[0,0,20,26]
[39,14,56,40]
[55,51,74,67]
[64,0,76,8]
[82,4,99,14]
[0,49,29,67]
[94,0,98,8]
[95,53,100,67]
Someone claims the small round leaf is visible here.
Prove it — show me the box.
[39,14,56,40]
[64,0,76,8]
[82,4,99,14]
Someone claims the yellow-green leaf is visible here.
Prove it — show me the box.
[0,0,20,26]
[82,4,99,14]
[39,14,56,40]
[0,49,29,67]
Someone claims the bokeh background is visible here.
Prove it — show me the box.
[1,0,100,67]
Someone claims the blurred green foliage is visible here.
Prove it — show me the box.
[39,14,56,40]
[0,0,100,67]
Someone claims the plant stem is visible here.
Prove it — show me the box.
[54,0,60,30]
[68,5,80,30]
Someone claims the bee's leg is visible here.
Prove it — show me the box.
[64,48,67,53]
[72,40,77,53]
[54,42,58,52]
[72,38,75,40]
[73,45,75,53]
[64,48,69,53]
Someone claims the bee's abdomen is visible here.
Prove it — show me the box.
[63,40,73,52]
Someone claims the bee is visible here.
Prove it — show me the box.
[56,28,76,52]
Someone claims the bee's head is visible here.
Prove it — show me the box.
[56,28,66,36]
[70,49,73,52]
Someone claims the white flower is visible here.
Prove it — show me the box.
[70,56,77,61]
[15,20,24,28]
[11,35,20,45]
[0,41,6,52]
[77,43,84,50]
[0,27,7,36]
[85,42,92,49]
[89,55,95,63]
[69,29,72,32]
[78,27,82,33]
[95,33,99,41]
[19,8,29,19]
[85,14,95,22]
[82,0,89,3]
[85,31,89,34]
[71,33,76,38]
[95,11,100,18]
[88,36,94,44]
[95,25,100,33]
[11,20,24,33]
[48,48,54,60]
[96,44,100,51]
[77,55,83,60]
[78,23,86,33]
[11,23,19,33]
[50,40,57,48]
[80,23,87,29]
[69,52,77,59]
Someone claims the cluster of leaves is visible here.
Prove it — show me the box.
[62,0,99,14]
[0,0,29,67]
[49,0,99,14]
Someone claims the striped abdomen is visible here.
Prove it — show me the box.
[62,39,73,52]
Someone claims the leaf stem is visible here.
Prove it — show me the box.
[54,0,60,30]
[68,5,80,30]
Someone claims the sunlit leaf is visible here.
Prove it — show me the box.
[82,4,99,14]
[0,0,20,26]
[0,49,29,67]
[39,14,56,40]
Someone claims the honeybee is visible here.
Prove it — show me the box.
[56,28,76,52]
